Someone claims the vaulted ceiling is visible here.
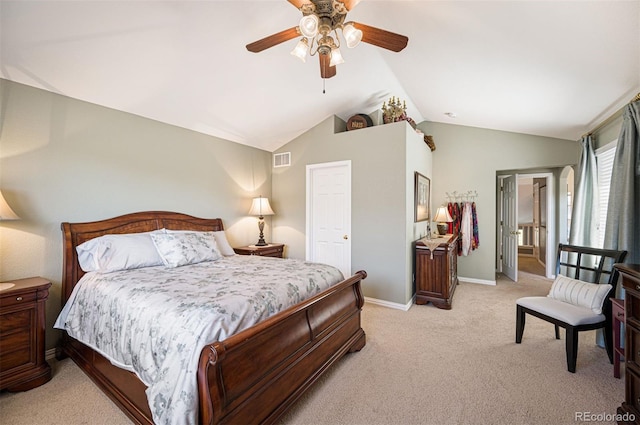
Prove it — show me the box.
[2,1,639,152]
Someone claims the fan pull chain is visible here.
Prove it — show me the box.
[322,78,326,94]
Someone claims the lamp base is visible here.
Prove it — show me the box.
[255,216,267,246]
[436,223,448,235]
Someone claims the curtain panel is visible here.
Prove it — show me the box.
[569,135,599,248]
[604,100,640,265]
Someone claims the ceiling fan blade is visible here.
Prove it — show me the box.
[246,27,300,53]
[341,0,362,11]
[352,22,408,52]
[287,0,312,8]
[319,54,336,79]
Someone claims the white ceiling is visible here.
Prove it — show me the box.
[2,1,639,152]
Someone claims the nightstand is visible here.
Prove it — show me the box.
[0,277,52,391]
[234,243,285,258]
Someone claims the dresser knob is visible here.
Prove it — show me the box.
[16,296,23,301]
[637,285,640,291]
[618,312,625,318]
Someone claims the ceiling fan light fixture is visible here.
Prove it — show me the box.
[290,37,309,62]
[329,46,345,66]
[299,14,319,38]
[342,22,362,49]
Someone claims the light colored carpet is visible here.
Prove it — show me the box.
[0,272,624,425]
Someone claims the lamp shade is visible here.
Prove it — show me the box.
[299,14,319,38]
[342,22,363,49]
[433,206,453,223]
[0,191,20,220]
[248,197,275,217]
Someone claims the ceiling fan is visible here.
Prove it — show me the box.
[246,0,408,79]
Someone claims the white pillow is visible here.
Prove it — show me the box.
[164,229,235,256]
[547,275,612,314]
[76,231,164,273]
[150,231,222,268]
[211,231,235,256]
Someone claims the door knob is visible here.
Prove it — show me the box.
[343,235,349,240]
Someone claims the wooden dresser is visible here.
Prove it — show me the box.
[414,234,459,309]
[616,264,640,424]
[0,277,52,391]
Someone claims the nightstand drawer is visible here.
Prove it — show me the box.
[0,332,31,370]
[253,246,283,257]
[0,291,37,309]
[234,244,285,258]
[0,309,31,334]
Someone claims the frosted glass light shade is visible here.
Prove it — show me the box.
[299,15,319,38]
[290,38,309,62]
[329,47,344,66]
[342,22,362,48]
[0,191,19,220]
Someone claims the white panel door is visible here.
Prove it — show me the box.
[306,161,351,278]
[502,174,518,282]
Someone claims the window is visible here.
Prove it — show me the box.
[595,141,617,248]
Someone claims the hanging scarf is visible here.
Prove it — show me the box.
[447,202,455,234]
[472,201,479,250]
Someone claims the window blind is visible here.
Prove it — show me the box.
[595,141,617,248]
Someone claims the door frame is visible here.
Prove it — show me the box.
[496,172,555,279]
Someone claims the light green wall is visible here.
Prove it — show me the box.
[0,79,272,350]
[418,121,579,282]
[272,117,432,306]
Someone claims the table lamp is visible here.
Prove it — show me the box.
[248,196,275,246]
[0,190,20,290]
[433,206,453,236]
[0,190,20,221]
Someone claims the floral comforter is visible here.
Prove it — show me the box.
[54,255,344,425]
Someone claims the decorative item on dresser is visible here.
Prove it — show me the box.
[615,263,640,424]
[233,243,285,258]
[0,277,52,391]
[414,234,459,309]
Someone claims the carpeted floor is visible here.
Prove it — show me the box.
[0,272,624,425]
[518,255,546,277]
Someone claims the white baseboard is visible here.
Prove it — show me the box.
[364,296,413,311]
[46,348,56,360]
[458,276,496,286]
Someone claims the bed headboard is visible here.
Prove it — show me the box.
[61,211,224,304]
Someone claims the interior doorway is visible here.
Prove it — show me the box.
[497,172,555,281]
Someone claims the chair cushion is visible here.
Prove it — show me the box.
[516,296,605,326]
[547,275,612,314]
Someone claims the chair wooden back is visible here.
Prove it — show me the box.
[556,244,627,286]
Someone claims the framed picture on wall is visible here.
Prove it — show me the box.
[414,172,430,222]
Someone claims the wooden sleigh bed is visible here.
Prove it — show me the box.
[56,211,367,424]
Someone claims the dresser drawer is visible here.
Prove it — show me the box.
[627,366,640,413]
[629,326,640,367]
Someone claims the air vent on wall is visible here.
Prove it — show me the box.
[273,152,291,168]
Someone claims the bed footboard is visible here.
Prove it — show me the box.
[197,270,367,425]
